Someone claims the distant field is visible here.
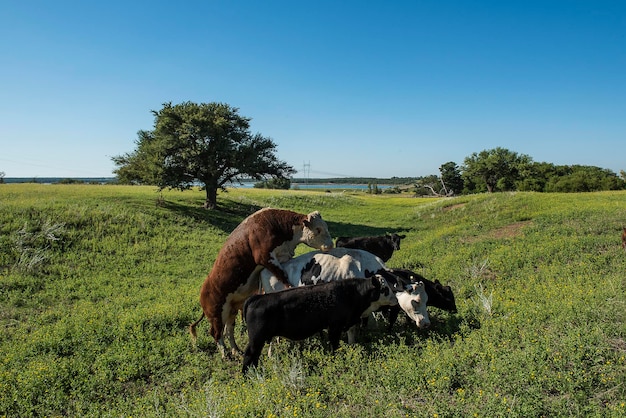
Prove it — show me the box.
[1,184,625,417]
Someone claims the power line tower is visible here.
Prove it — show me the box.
[302,161,311,185]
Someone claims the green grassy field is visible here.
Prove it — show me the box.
[1,184,625,417]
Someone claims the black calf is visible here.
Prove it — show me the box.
[242,277,384,373]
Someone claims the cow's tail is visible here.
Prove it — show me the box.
[189,312,205,344]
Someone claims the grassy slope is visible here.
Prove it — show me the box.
[1,185,625,417]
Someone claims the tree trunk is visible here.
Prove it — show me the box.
[204,187,218,210]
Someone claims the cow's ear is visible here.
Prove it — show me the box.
[307,211,321,221]
[304,211,320,228]
[399,234,406,239]
[435,279,441,284]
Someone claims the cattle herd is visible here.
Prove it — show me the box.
[189,208,457,373]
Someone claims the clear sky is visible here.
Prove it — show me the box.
[1,1,624,179]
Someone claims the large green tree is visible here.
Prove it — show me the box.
[113,102,295,209]
[462,147,532,193]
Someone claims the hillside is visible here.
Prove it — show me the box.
[1,185,625,416]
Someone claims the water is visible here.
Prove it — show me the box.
[291,183,392,190]
[236,182,392,190]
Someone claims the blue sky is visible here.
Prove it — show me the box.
[1,1,624,179]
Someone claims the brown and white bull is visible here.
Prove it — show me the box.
[189,208,333,358]
[260,247,431,330]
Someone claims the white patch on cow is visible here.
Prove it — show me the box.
[260,248,389,293]
[270,227,302,264]
[361,275,397,317]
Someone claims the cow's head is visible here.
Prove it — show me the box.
[433,279,457,313]
[397,282,430,329]
[301,211,333,252]
[388,233,406,250]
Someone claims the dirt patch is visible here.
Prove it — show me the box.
[461,220,532,243]
[489,221,532,239]
[442,203,466,212]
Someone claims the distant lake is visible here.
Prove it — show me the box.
[292,183,393,190]
[237,182,392,190]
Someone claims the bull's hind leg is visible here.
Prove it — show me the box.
[224,314,243,357]
[209,317,229,359]
[225,269,262,357]
[222,295,245,357]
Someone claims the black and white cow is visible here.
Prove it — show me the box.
[260,247,430,330]
[376,268,457,329]
[242,276,394,373]
[335,233,406,262]
[389,269,457,313]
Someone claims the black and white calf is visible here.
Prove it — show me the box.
[389,269,457,313]
[335,233,406,262]
[242,276,393,373]
[373,268,457,329]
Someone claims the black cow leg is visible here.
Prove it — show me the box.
[387,306,400,330]
[242,342,264,374]
[328,327,342,351]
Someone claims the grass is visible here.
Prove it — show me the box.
[1,184,625,416]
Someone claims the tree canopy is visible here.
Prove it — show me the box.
[112,102,295,209]
[418,148,624,196]
[462,147,532,193]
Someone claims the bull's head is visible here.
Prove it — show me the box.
[302,211,333,252]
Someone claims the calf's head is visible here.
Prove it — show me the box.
[301,211,333,251]
[388,233,406,250]
[397,282,430,329]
